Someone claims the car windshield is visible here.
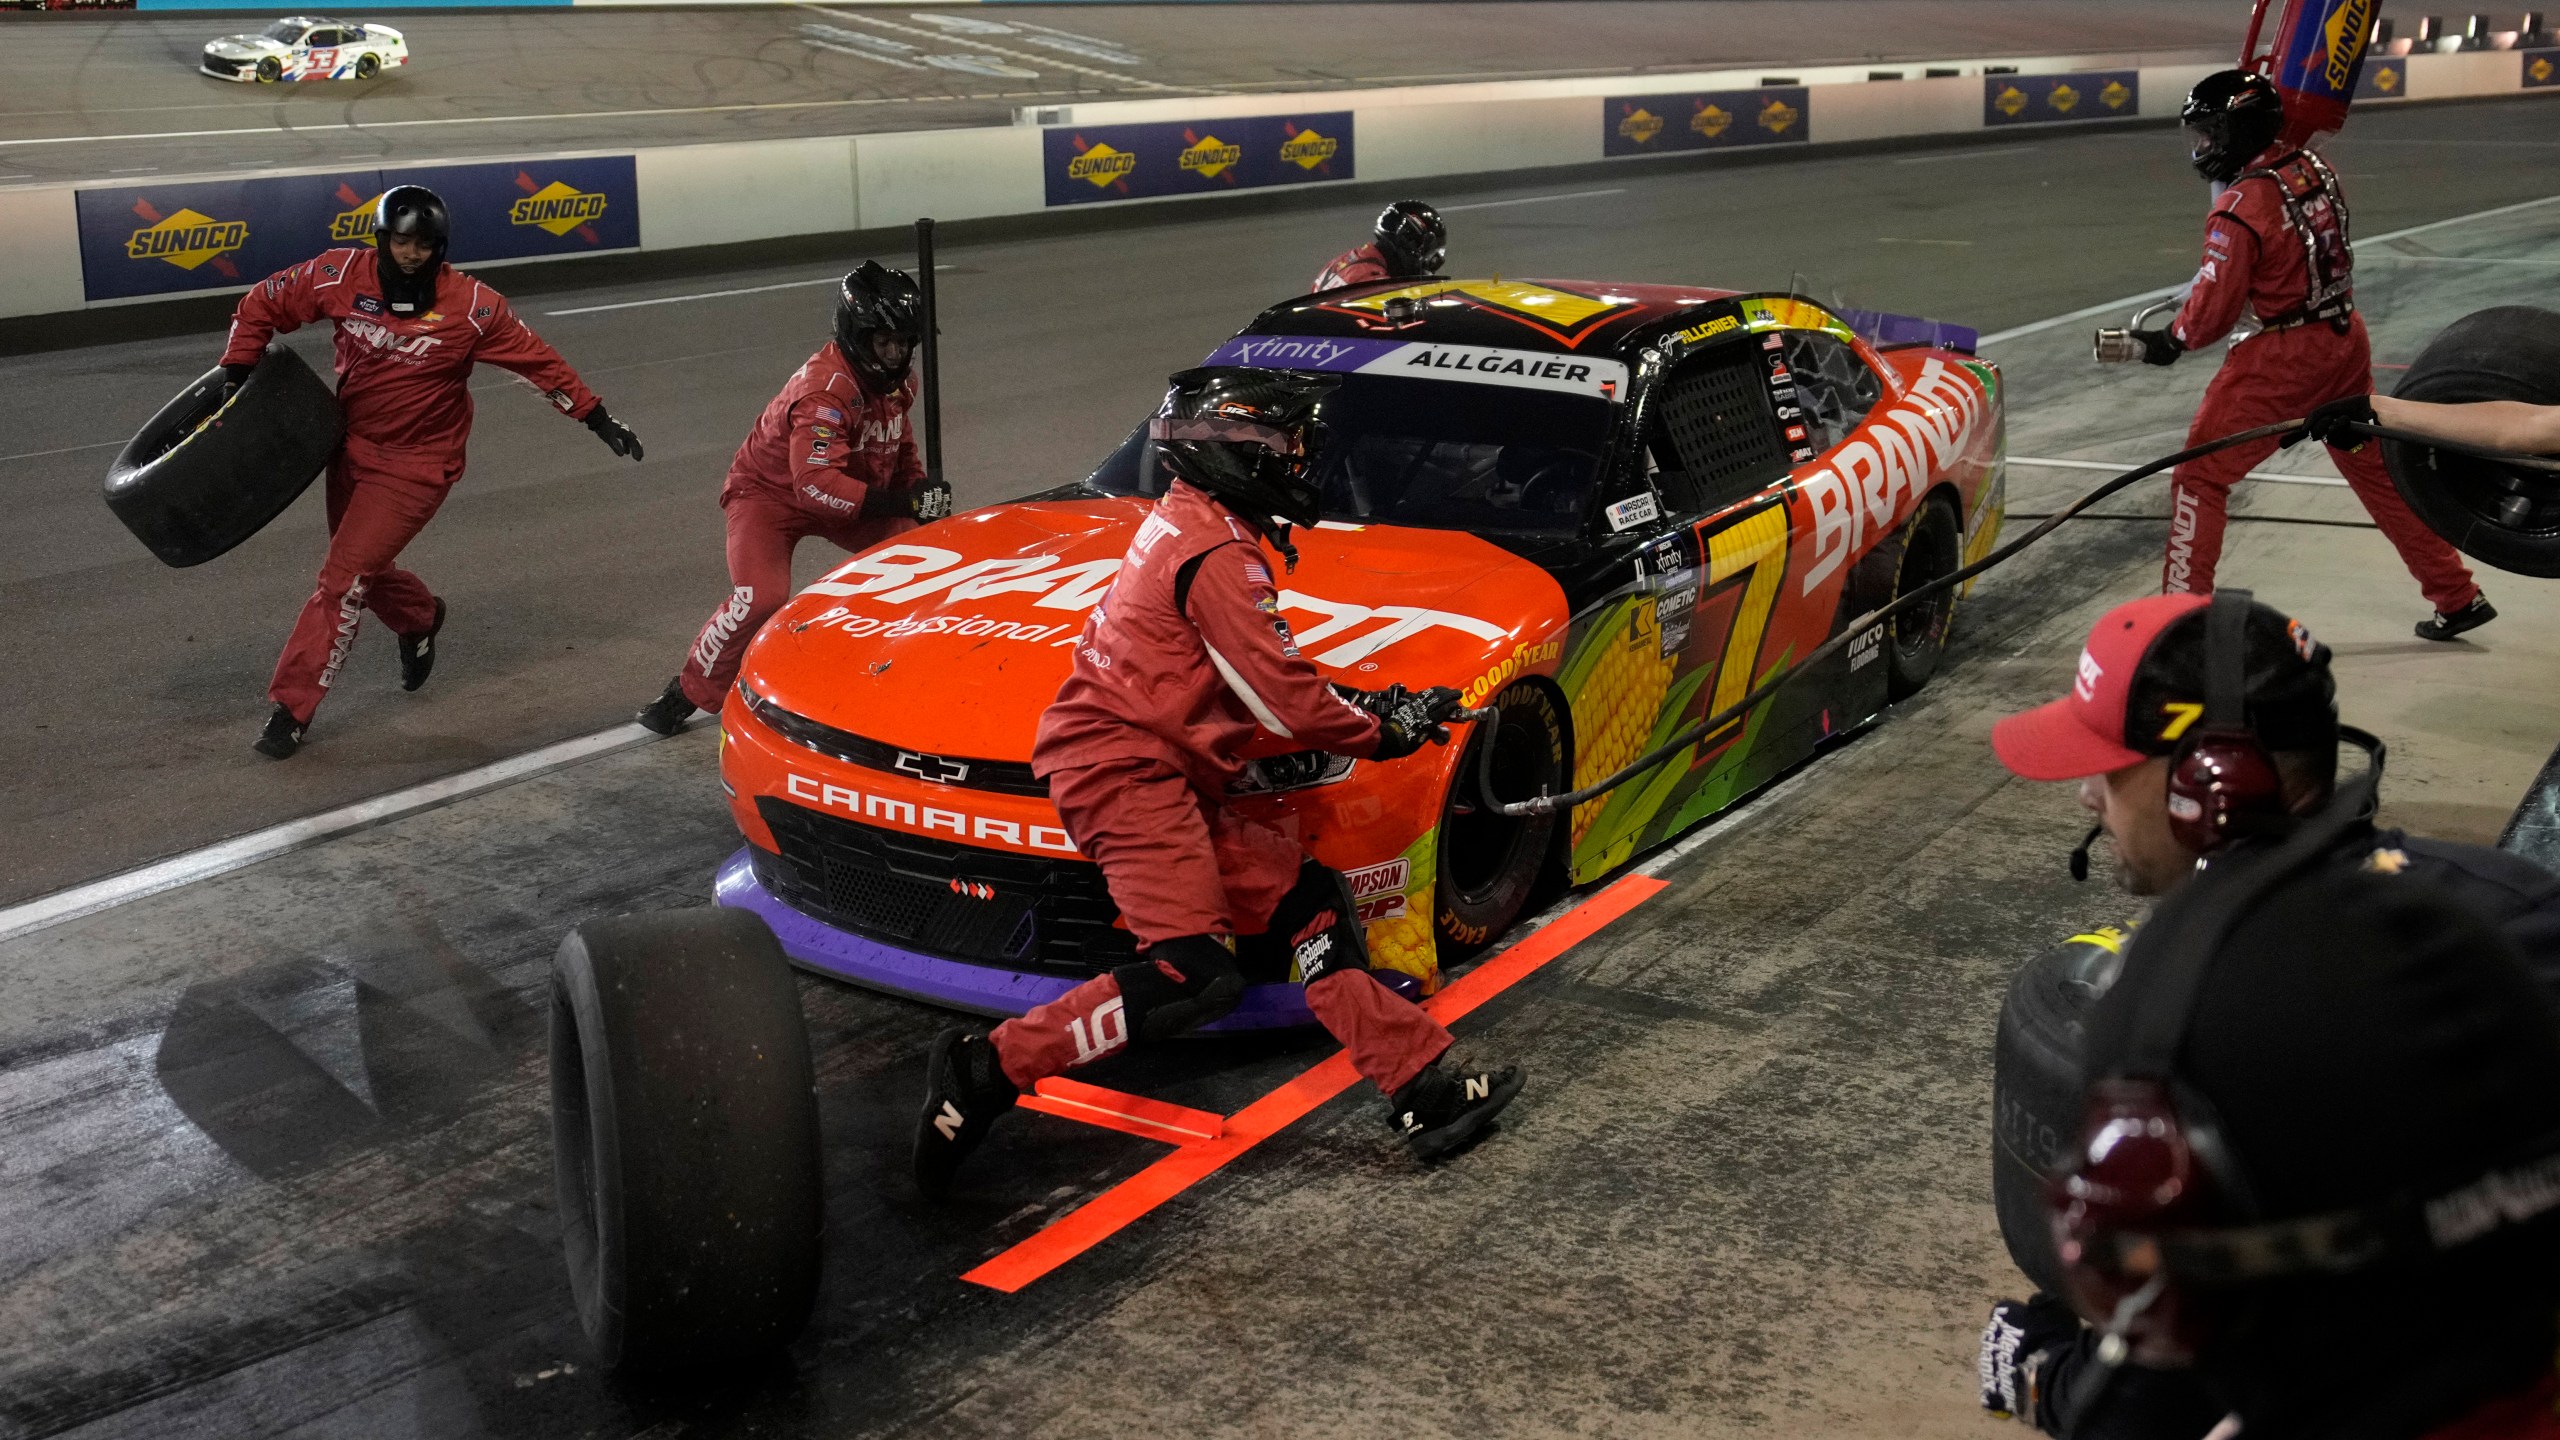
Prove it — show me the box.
[1083,372,1613,535]
[262,20,304,40]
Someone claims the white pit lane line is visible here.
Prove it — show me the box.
[7,184,2556,944]
[1440,188,1628,213]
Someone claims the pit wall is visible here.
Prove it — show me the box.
[5,45,2552,321]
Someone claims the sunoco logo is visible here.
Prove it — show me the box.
[511,181,609,236]
[1279,128,1337,169]
[2048,83,2080,113]
[125,204,249,272]
[1617,108,1664,144]
[1758,97,1799,134]
[2100,79,2133,110]
[1692,104,1732,138]
[1993,85,2029,117]
[1068,141,1137,187]
[1177,133,1241,179]
[330,182,383,243]
[2323,0,2374,88]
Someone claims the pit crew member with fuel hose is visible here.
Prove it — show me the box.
[1311,199,1447,291]
[912,367,1524,1197]
[219,184,643,760]
[2123,71,2491,643]
[636,263,953,735]
[1973,590,2560,1436]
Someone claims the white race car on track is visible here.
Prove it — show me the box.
[200,17,408,83]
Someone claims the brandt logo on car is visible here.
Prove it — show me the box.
[895,750,974,785]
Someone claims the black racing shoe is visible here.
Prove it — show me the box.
[1389,1058,1525,1162]
[252,703,306,760]
[2415,595,2496,643]
[634,677,699,736]
[397,597,446,692]
[913,1028,1019,1200]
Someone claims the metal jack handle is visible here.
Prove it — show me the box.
[915,217,943,489]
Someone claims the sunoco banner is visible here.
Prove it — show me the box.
[1042,113,1352,207]
[1982,70,2140,126]
[2526,49,2560,89]
[1603,88,1810,157]
[2357,54,2411,99]
[75,155,638,302]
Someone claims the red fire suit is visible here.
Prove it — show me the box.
[1311,242,1394,292]
[222,248,600,722]
[991,479,1453,1094]
[674,343,925,713]
[2163,148,2479,612]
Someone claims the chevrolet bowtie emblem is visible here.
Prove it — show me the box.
[895,751,971,784]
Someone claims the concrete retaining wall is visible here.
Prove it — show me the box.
[9,45,2550,320]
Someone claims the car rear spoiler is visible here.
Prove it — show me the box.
[1838,308,1979,356]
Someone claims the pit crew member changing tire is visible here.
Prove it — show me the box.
[103,346,343,568]
[912,366,1523,1198]
[549,907,823,1370]
[219,185,642,761]
[637,262,948,736]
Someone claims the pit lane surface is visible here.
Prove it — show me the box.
[0,0,2246,184]
[1,98,2557,1437]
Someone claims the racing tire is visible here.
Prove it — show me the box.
[255,56,281,82]
[354,52,379,78]
[103,347,341,568]
[549,907,823,1372]
[2383,306,2560,578]
[1433,682,1566,960]
[1883,493,1963,700]
[1990,934,2124,1298]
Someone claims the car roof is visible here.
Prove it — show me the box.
[1239,279,1979,360]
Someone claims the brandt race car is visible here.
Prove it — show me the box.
[200,17,408,83]
[712,278,2006,1028]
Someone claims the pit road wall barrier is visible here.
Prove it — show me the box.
[4,44,2553,321]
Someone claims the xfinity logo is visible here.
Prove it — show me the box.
[895,750,972,784]
[1219,336,1362,368]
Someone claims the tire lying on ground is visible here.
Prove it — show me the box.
[102,346,341,568]
[1990,927,2129,1298]
[550,907,823,1370]
[2384,305,2560,578]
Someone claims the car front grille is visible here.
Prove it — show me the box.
[740,688,1047,797]
[754,798,1135,974]
[201,53,247,74]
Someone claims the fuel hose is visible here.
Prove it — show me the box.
[1460,416,2557,820]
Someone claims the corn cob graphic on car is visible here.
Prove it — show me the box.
[712,282,2004,1027]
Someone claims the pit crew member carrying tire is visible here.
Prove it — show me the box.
[1976,590,2560,1437]
[2127,71,2490,642]
[1311,200,1447,292]
[221,185,643,760]
[911,367,1523,1197]
[637,263,951,735]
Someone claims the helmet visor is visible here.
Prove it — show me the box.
[1147,415,1304,455]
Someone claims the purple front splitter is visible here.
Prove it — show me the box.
[713,848,1317,1030]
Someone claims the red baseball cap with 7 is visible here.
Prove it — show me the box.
[1992,594,2210,781]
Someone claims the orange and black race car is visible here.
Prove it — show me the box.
[712,278,2005,1026]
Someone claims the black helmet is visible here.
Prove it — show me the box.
[1149,367,1340,532]
[2181,69,2287,184]
[372,185,449,315]
[834,260,925,387]
[1373,200,1447,279]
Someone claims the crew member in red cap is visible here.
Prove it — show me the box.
[2123,71,2487,642]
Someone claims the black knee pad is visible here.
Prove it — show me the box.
[1111,934,1245,1043]
[1264,860,1369,987]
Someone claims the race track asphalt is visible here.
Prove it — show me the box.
[0,92,2556,1439]
[0,0,2245,183]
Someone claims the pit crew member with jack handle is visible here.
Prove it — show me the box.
[911,367,1523,1197]
[1975,590,2560,1437]
[221,184,643,759]
[1311,200,1447,292]
[2123,71,2491,643]
[636,262,952,735]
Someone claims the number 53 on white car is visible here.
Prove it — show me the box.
[201,17,408,83]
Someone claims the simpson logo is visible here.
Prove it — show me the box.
[1757,98,1800,134]
[511,181,609,236]
[1692,104,1733,138]
[1605,493,1660,532]
[125,205,249,272]
[1178,132,1242,179]
[1617,108,1665,144]
[1344,858,1410,900]
[1674,315,1740,346]
[786,772,1079,854]
[1068,141,1138,187]
[1278,128,1338,169]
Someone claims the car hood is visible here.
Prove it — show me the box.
[735,495,1568,762]
[208,35,287,53]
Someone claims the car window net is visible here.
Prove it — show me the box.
[1782,332,1884,450]
[1652,346,1792,509]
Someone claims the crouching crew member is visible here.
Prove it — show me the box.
[1312,200,1447,292]
[911,367,1523,1197]
[636,263,952,734]
[221,184,642,759]
[2127,71,2488,642]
